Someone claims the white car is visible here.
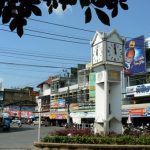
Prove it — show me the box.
[32,119,44,126]
[11,118,22,127]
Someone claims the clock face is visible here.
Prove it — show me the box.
[92,43,103,64]
[107,42,123,63]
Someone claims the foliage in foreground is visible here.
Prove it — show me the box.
[42,128,150,145]
[0,0,128,37]
[42,135,150,145]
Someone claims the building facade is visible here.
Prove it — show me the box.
[121,36,150,127]
[37,31,150,131]
[3,87,38,119]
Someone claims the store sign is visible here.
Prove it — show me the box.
[126,83,150,97]
[128,108,146,116]
[135,84,150,97]
[49,113,67,119]
[122,107,150,117]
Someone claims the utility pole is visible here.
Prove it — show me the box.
[63,69,70,124]
[0,82,4,113]
[37,98,41,142]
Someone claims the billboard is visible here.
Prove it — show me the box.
[124,36,146,75]
[89,73,96,101]
[50,99,66,108]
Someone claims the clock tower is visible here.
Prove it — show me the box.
[91,30,124,134]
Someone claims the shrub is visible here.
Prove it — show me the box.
[49,128,93,137]
[42,128,150,145]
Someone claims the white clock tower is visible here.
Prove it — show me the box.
[91,30,124,134]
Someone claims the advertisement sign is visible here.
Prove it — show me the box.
[122,107,150,117]
[49,113,67,119]
[126,83,150,97]
[128,108,146,116]
[145,107,150,116]
[9,106,35,111]
[51,99,66,108]
[58,98,65,107]
[89,73,96,100]
[124,36,146,75]
[50,99,58,108]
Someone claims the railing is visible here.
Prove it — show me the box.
[76,123,94,132]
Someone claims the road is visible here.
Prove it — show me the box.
[0,124,63,150]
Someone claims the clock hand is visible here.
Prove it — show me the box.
[114,43,117,55]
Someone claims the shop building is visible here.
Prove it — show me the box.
[3,87,38,119]
[36,76,55,118]
[122,36,150,127]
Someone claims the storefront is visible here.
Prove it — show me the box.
[122,107,150,126]
[122,83,150,126]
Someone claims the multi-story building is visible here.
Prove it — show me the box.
[37,76,55,118]
[37,64,93,126]
[3,87,38,119]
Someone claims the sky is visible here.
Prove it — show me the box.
[0,0,150,89]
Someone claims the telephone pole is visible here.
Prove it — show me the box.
[63,69,70,124]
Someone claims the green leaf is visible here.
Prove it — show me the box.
[119,2,128,10]
[53,0,58,9]
[31,0,41,5]
[2,6,11,24]
[68,0,77,5]
[31,5,42,16]
[85,7,92,23]
[80,0,90,9]
[95,8,110,26]
[17,26,23,37]
[91,0,105,8]
[62,4,66,11]
[112,6,118,18]
[48,5,53,14]
[9,19,17,31]
[44,0,52,7]
[24,6,32,18]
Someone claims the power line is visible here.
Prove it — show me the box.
[1,24,90,42]
[1,23,148,45]
[29,18,95,33]
[0,61,69,69]
[0,45,89,61]
[25,28,90,41]
[0,63,63,73]
[0,28,89,45]
[29,18,149,43]
[0,53,79,65]
[0,49,89,62]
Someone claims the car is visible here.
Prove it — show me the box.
[32,118,44,126]
[12,117,22,127]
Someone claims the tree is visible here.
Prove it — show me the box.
[0,0,128,37]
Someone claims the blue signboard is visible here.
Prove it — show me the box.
[124,36,146,75]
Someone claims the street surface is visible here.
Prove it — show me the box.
[0,124,63,150]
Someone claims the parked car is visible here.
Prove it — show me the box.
[12,117,22,127]
[32,118,44,126]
